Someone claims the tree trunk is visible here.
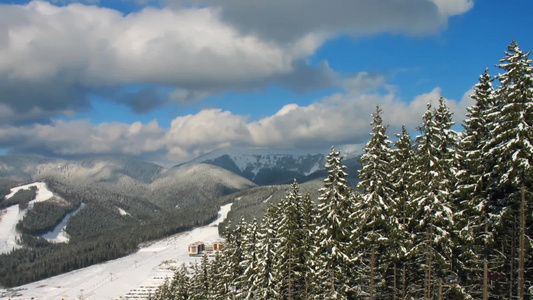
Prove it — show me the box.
[402,265,406,300]
[425,227,432,300]
[392,263,398,300]
[438,280,442,300]
[288,256,293,300]
[510,218,516,300]
[370,246,375,300]
[518,186,525,299]
[483,220,489,300]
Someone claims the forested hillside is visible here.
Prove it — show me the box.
[0,160,255,287]
[150,41,533,300]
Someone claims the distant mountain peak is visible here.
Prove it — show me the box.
[186,146,361,186]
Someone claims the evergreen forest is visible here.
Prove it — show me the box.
[150,41,533,299]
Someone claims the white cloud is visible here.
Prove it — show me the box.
[191,0,473,44]
[432,0,474,16]
[164,109,252,160]
[343,72,387,94]
[0,0,474,124]
[0,73,474,163]
[0,119,164,156]
[0,1,298,86]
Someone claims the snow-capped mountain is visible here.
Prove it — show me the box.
[187,146,363,185]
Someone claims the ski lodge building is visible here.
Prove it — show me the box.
[188,241,224,256]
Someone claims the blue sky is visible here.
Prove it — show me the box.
[0,0,531,165]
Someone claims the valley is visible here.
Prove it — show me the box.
[0,148,352,288]
[0,203,233,299]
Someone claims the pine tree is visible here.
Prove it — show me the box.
[411,100,459,299]
[221,219,246,298]
[485,40,533,299]
[300,192,319,299]
[313,146,354,299]
[390,125,416,299]
[209,251,227,299]
[189,255,211,300]
[150,263,190,300]
[273,180,311,300]
[171,264,191,300]
[255,204,280,300]
[455,68,496,298]
[151,277,173,300]
[352,106,400,299]
[238,218,260,299]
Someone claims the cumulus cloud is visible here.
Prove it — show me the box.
[164,109,252,160]
[187,0,474,43]
[0,119,164,156]
[0,2,289,84]
[0,1,330,123]
[0,0,474,124]
[0,73,474,163]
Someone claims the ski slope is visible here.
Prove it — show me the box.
[2,203,233,300]
[0,182,55,254]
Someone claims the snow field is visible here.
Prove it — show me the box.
[2,203,233,300]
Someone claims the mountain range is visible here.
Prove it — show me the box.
[0,146,362,287]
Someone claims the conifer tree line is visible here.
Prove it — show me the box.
[150,40,532,299]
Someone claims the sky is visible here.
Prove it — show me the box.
[0,0,531,166]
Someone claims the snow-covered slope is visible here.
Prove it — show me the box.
[148,163,256,208]
[0,182,55,254]
[2,203,233,300]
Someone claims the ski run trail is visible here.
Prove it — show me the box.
[0,182,55,255]
[0,199,233,300]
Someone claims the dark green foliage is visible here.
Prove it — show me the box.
[16,201,75,235]
[0,186,37,209]
[313,147,355,299]
[218,180,322,234]
[0,178,20,200]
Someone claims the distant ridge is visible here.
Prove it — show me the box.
[186,145,363,186]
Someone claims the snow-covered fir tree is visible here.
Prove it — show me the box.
[238,218,261,299]
[273,180,307,300]
[300,192,319,299]
[390,125,417,299]
[484,40,533,299]
[150,263,189,300]
[411,99,461,299]
[221,219,246,298]
[189,254,211,300]
[254,204,281,300]
[209,251,227,299]
[352,106,401,299]
[455,68,496,299]
[313,147,355,299]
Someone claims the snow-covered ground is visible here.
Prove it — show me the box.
[0,182,55,254]
[1,203,233,300]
